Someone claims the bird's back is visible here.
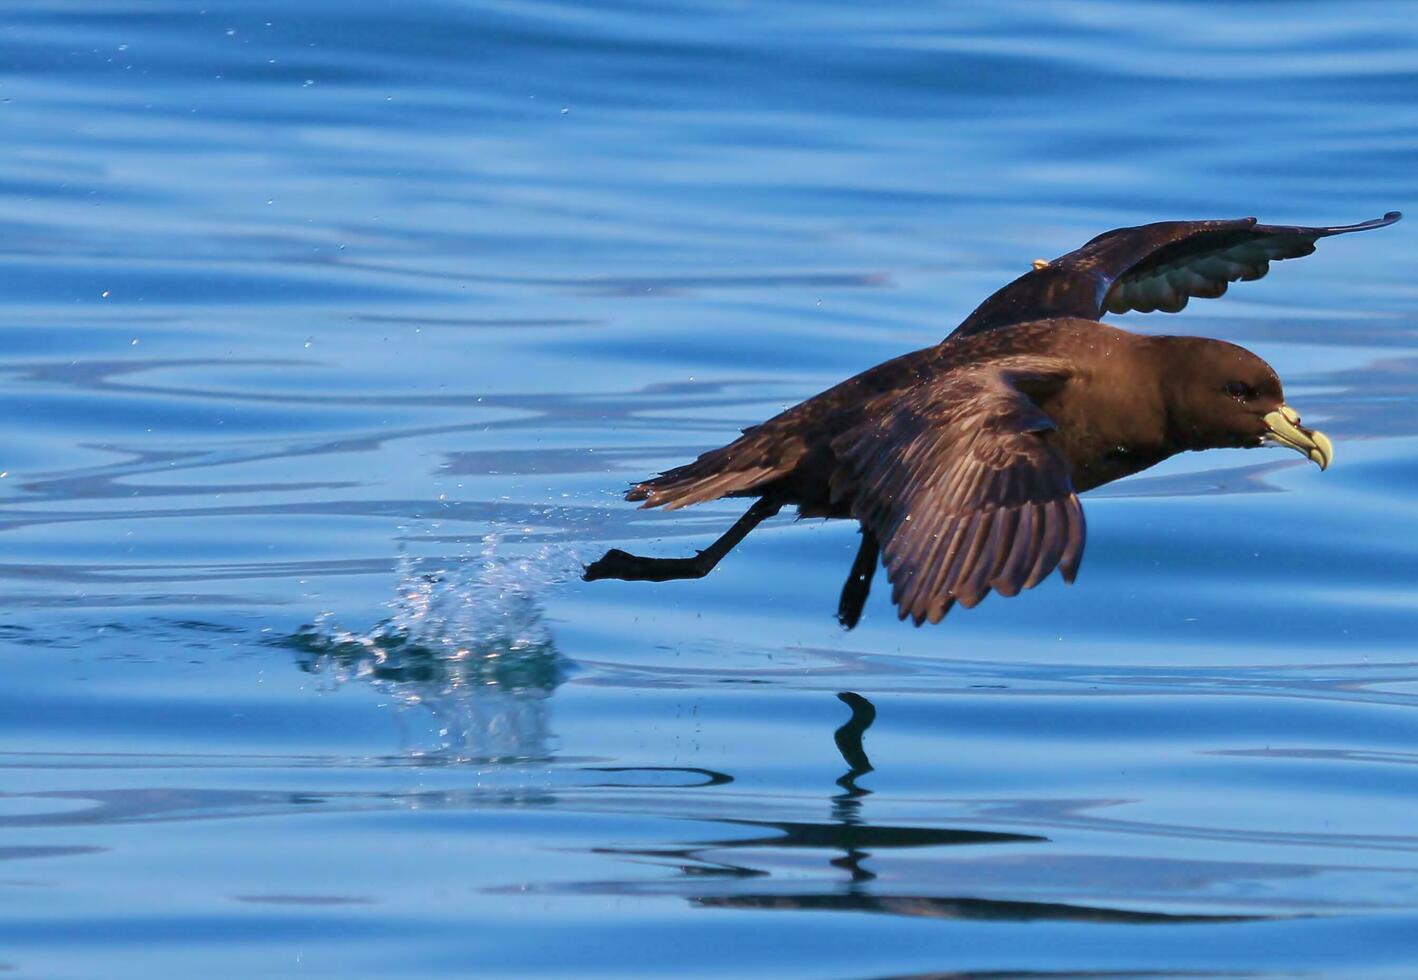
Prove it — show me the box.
[628,319,1107,513]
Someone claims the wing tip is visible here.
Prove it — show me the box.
[1319,211,1403,235]
[1350,210,1402,231]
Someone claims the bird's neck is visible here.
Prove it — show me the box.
[1033,328,1175,491]
[1149,335,1221,452]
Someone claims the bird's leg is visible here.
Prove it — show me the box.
[583,498,782,583]
[836,528,880,630]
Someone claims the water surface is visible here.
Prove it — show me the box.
[2,1,1417,976]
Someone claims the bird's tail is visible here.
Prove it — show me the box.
[626,436,786,510]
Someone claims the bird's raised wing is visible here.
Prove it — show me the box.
[830,360,1083,625]
[951,211,1400,338]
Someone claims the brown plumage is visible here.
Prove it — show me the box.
[585,212,1399,627]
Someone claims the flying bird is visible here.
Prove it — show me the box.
[585,211,1401,627]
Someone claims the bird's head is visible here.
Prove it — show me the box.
[1157,337,1333,469]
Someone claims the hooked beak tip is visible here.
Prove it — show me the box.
[1309,430,1334,471]
[1263,406,1333,471]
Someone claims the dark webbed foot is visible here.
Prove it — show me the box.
[583,548,711,582]
[583,548,632,582]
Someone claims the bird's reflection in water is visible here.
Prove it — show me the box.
[830,691,878,885]
[588,693,1272,924]
[592,693,1037,891]
[285,544,575,761]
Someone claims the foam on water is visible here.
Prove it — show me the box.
[286,536,582,761]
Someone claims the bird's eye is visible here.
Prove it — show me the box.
[1224,381,1256,400]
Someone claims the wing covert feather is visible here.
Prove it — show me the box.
[832,362,1085,625]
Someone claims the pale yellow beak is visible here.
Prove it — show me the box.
[1262,404,1333,470]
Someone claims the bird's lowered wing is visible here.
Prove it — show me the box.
[951,211,1400,338]
[830,360,1083,625]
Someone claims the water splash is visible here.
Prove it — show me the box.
[285,537,581,762]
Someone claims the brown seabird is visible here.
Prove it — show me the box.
[584,212,1401,627]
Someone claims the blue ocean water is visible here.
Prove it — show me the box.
[1,1,1417,975]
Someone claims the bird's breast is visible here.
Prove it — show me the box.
[1064,440,1172,493]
